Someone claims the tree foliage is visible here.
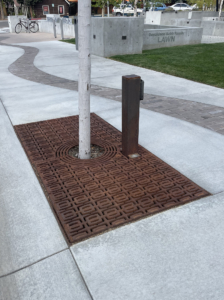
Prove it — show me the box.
[189,0,216,9]
[92,0,121,9]
[0,0,4,19]
[17,0,42,6]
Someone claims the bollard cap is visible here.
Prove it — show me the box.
[122,74,141,80]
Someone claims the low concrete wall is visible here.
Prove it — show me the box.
[143,25,203,50]
[8,15,27,33]
[145,11,219,27]
[144,11,224,38]
[38,17,144,56]
[91,17,144,57]
[202,20,224,36]
[46,14,60,19]
[38,19,75,38]
[144,24,180,29]
[203,16,224,21]
[145,11,162,24]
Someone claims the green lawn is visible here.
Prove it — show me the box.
[60,38,76,45]
[110,43,224,89]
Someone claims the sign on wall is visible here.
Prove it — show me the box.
[58,5,64,15]
[42,5,49,15]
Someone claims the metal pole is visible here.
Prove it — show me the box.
[53,18,57,38]
[60,18,64,40]
[107,1,109,17]
[74,17,78,50]
[216,0,219,11]
[122,75,141,158]
[27,18,29,33]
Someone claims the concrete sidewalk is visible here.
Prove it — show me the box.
[1,33,224,300]
[24,40,224,108]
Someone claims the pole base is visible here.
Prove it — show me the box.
[128,153,140,159]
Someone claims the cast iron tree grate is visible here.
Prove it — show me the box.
[14,113,210,244]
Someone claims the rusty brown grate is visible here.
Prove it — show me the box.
[14,113,210,244]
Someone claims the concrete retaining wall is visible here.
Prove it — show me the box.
[38,17,144,57]
[145,11,218,27]
[91,17,144,57]
[8,15,27,33]
[144,24,180,29]
[38,19,75,38]
[143,25,203,50]
[203,16,224,21]
[202,20,224,36]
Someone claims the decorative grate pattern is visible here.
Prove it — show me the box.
[14,114,210,244]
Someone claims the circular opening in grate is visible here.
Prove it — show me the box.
[55,138,119,165]
[68,144,105,159]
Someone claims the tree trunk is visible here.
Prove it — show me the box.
[78,0,91,159]
[30,6,33,18]
[134,0,138,17]
[13,0,19,16]
[102,4,105,17]
[0,0,4,20]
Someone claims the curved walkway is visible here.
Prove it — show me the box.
[1,40,224,135]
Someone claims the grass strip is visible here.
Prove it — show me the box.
[110,43,224,89]
[60,38,76,44]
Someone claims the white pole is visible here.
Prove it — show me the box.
[78,0,91,159]
[219,0,224,18]
[107,1,109,17]
[134,0,138,17]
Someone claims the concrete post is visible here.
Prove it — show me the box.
[60,18,64,40]
[53,18,57,38]
[27,18,29,33]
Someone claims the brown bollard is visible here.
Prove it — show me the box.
[122,75,143,158]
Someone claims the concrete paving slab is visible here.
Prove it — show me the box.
[71,192,224,300]
[0,28,10,34]
[0,102,67,277]
[1,32,62,44]
[0,72,38,90]
[1,86,120,125]
[0,44,24,63]
[177,89,224,107]
[0,21,8,29]
[0,250,92,300]
[17,40,224,108]
[97,106,224,195]
[0,84,78,125]
[16,40,76,57]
